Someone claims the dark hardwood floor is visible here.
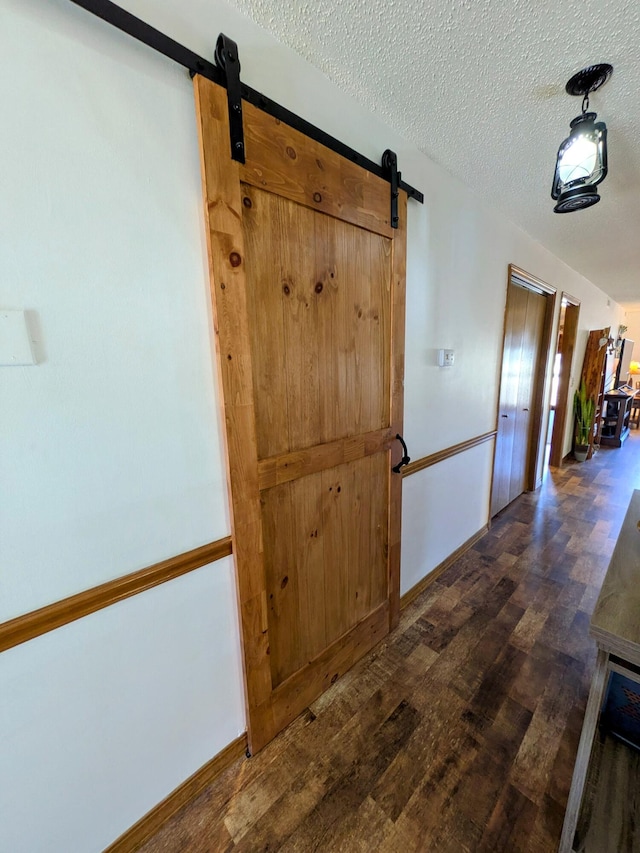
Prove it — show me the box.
[138,432,640,853]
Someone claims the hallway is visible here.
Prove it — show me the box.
[139,433,640,852]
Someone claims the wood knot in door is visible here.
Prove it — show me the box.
[281,575,289,589]
[242,196,252,208]
[313,192,322,203]
[286,146,297,160]
[315,282,323,294]
[229,252,242,267]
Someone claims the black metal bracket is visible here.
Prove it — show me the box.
[214,34,245,164]
[392,433,411,474]
[382,150,400,229]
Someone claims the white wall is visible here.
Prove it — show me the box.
[623,304,640,367]
[399,140,624,566]
[1,0,231,621]
[0,559,244,853]
[401,443,494,596]
[0,0,624,850]
[2,3,246,851]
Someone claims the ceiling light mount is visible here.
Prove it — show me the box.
[551,64,613,214]
[565,64,613,97]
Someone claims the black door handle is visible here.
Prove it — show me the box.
[392,433,411,473]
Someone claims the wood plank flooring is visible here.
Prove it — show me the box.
[137,433,640,853]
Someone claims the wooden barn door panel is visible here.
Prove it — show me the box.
[263,454,388,687]
[242,188,391,457]
[194,77,407,752]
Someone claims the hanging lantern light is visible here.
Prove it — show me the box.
[551,64,613,213]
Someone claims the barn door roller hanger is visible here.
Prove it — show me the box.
[68,1,424,222]
[211,33,245,164]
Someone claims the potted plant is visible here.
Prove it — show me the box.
[573,380,595,462]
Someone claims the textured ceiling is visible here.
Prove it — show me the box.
[225,0,640,305]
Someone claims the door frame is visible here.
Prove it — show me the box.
[549,293,581,468]
[490,264,556,515]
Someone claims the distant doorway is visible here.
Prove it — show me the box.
[491,266,556,517]
[548,294,581,468]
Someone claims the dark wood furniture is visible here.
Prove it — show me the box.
[600,388,634,447]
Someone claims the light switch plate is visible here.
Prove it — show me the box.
[437,348,455,367]
[0,310,36,366]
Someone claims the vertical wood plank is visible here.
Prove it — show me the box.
[334,220,352,440]
[242,186,290,459]
[373,228,392,430]
[194,77,275,752]
[281,200,321,454]
[321,463,352,643]
[369,453,390,614]
[263,480,302,686]
[315,213,338,446]
[295,478,327,665]
[352,455,374,623]
[388,192,407,629]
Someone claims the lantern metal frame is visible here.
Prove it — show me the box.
[551,64,613,214]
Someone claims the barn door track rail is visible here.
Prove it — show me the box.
[68,0,424,221]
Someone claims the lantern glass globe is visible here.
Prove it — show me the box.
[558,135,598,184]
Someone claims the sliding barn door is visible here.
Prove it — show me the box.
[194,78,407,752]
